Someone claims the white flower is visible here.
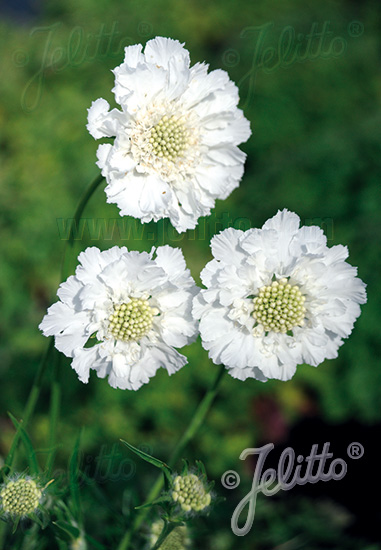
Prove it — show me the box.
[193,210,367,382]
[87,36,251,233]
[39,246,198,390]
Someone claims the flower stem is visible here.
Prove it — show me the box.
[117,364,226,550]
[61,173,105,280]
[3,174,104,473]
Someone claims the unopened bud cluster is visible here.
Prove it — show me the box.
[108,298,157,342]
[0,478,41,517]
[253,278,306,333]
[150,115,189,161]
[172,474,211,513]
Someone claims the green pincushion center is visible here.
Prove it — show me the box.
[252,278,306,333]
[149,115,189,160]
[108,298,154,342]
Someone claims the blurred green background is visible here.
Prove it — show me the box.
[0,0,380,548]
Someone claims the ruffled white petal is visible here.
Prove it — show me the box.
[39,302,90,357]
[144,37,190,70]
[87,99,124,139]
[210,227,245,266]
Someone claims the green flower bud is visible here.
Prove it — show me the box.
[172,474,211,513]
[0,478,42,517]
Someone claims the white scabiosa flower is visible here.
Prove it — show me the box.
[193,210,367,382]
[87,36,251,233]
[39,246,198,390]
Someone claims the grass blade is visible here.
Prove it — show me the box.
[8,413,39,476]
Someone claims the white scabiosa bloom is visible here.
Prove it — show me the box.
[87,36,251,233]
[193,210,367,382]
[39,246,198,390]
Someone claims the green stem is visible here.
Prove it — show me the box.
[168,363,226,468]
[117,364,226,550]
[61,173,105,280]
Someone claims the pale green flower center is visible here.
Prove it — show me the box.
[0,479,41,516]
[252,278,306,334]
[172,474,211,513]
[108,299,155,342]
[149,115,189,160]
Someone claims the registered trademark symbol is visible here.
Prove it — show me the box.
[138,21,153,37]
[347,442,364,459]
[347,21,364,38]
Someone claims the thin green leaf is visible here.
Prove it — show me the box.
[11,516,20,534]
[8,413,39,476]
[120,440,171,472]
[53,521,80,541]
[29,512,44,529]
[134,496,171,510]
[120,440,173,487]
[181,459,189,476]
[0,466,9,482]
[195,460,206,478]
